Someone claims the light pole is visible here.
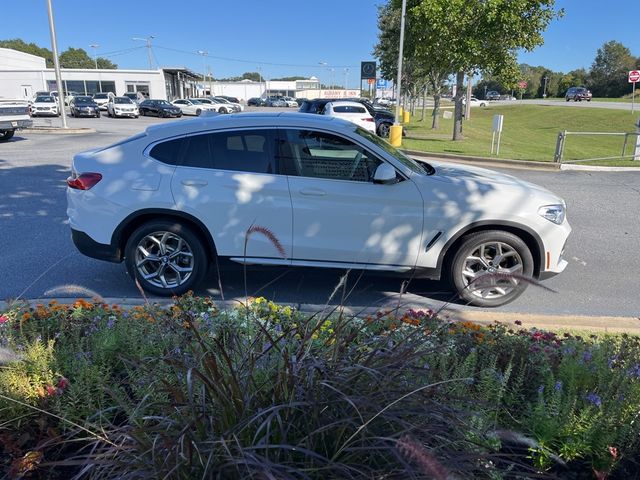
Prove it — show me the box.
[197,50,208,96]
[318,61,327,95]
[344,68,349,90]
[90,43,103,93]
[390,0,407,146]
[46,0,67,128]
[543,76,549,98]
[132,36,155,69]
[257,66,264,98]
[329,68,335,90]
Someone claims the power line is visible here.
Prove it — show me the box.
[154,44,360,69]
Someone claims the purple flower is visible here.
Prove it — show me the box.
[537,385,545,394]
[627,364,640,379]
[106,317,115,329]
[608,355,619,368]
[582,350,592,363]
[554,381,563,392]
[585,392,602,407]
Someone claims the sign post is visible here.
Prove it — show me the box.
[491,114,504,155]
[629,70,640,114]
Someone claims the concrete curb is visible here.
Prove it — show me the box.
[22,127,95,135]
[402,149,640,172]
[3,297,638,334]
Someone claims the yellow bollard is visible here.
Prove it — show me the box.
[389,124,402,147]
[402,110,410,123]
[399,106,404,117]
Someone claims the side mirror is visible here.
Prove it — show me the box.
[373,163,398,185]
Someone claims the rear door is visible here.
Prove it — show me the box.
[169,128,293,261]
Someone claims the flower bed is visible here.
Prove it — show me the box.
[1,294,639,478]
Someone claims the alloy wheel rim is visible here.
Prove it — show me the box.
[461,241,523,299]
[135,231,194,289]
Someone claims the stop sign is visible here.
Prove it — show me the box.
[518,80,528,89]
[629,70,640,83]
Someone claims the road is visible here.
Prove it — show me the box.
[1,112,639,317]
[515,99,638,111]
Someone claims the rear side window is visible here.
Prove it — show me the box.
[176,129,276,173]
[333,105,366,113]
[149,137,186,165]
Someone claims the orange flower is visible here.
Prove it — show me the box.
[22,312,32,321]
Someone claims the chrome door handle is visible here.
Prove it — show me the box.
[299,188,326,196]
[181,179,208,187]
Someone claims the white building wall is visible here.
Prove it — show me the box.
[0,48,46,69]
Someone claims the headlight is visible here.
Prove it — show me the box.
[538,204,565,225]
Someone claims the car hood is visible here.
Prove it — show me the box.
[416,160,563,203]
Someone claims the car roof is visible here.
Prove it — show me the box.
[143,112,357,139]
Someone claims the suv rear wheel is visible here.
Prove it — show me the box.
[124,221,208,296]
[449,230,534,307]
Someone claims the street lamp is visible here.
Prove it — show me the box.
[90,43,103,92]
[344,68,349,90]
[132,36,155,69]
[46,0,67,128]
[197,50,208,96]
[318,61,327,92]
[543,76,549,98]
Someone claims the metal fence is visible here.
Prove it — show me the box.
[553,131,640,163]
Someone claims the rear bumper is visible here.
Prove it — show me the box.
[71,228,122,263]
[0,119,33,129]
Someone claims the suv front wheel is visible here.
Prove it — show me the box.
[124,221,208,296]
[449,230,534,307]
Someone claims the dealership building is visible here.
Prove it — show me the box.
[0,48,359,102]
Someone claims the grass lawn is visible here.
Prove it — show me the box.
[403,104,640,166]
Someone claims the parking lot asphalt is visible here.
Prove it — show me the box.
[2,109,640,319]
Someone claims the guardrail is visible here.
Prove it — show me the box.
[553,131,640,163]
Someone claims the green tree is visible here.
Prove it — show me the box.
[241,72,262,81]
[59,47,96,68]
[0,38,54,67]
[588,41,636,97]
[96,57,117,69]
[556,68,587,97]
[378,0,561,140]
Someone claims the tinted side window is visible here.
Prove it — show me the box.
[178,129,276,173]
[149,137,186,165]
[278,129,381,182]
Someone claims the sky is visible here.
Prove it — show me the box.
[1,0,637,85]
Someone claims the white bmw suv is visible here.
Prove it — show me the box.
[67,113,570,307]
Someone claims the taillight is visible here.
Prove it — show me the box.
[67,172,102,190]
[363,117,374,122]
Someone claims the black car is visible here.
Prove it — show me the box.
[486,90,501,101]
[216,95,240,104]
[247,97,265,106]
[298,98,397,137]
[69,96,100,118]
[565,87,592,102]
[138,99,183,118]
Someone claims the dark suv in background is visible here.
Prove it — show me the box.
[565,87,592,102]
[298,98,396,137]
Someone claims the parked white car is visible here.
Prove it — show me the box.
[212,97,244,112]
[107,96,139,118]
[93,92,113,110]
[322,101,376,134]
[0,99,32,141]
[30,95,60,117]
[463,96,487,107]
[196,98,234,114]
[67,113,570,306]
[171,99,218,116]
[281,96,298,108]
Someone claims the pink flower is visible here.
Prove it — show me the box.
[0,315,9,325]
[45,385,57,396]
[57,377,69,390]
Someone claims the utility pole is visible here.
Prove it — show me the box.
[90,43,102,92]
[133,36,155,69]
[543,76,549,98]
[46,0,67,128]
[344,68,349,90]
[465,73,473,120]
[197,50,208,96]
[390,0,407,146]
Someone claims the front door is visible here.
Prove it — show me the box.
[279,128,424,268]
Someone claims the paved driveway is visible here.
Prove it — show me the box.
[1,114,639,317]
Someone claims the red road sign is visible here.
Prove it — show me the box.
[518,80,528,89]
[629,70,640,83]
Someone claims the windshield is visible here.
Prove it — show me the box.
[157,100,171,106]
[75,97,93,104]
[94,93,109,99]
[355,127,432,175]
[35,96,55,103]
[114,97,133,104]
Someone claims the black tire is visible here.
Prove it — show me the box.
[141,109,146,116]
[448,230,534,307]
[565,97,570,102]
[219,107,227,114]
[0,130,15,142]
[124,221,209,296]
[96,112,100,118]
[196,108,202,116]
[377,122,391,137]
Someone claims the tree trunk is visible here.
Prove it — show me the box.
[420,87,426,122]
[432,94,441,130]
[453,71,465,141]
